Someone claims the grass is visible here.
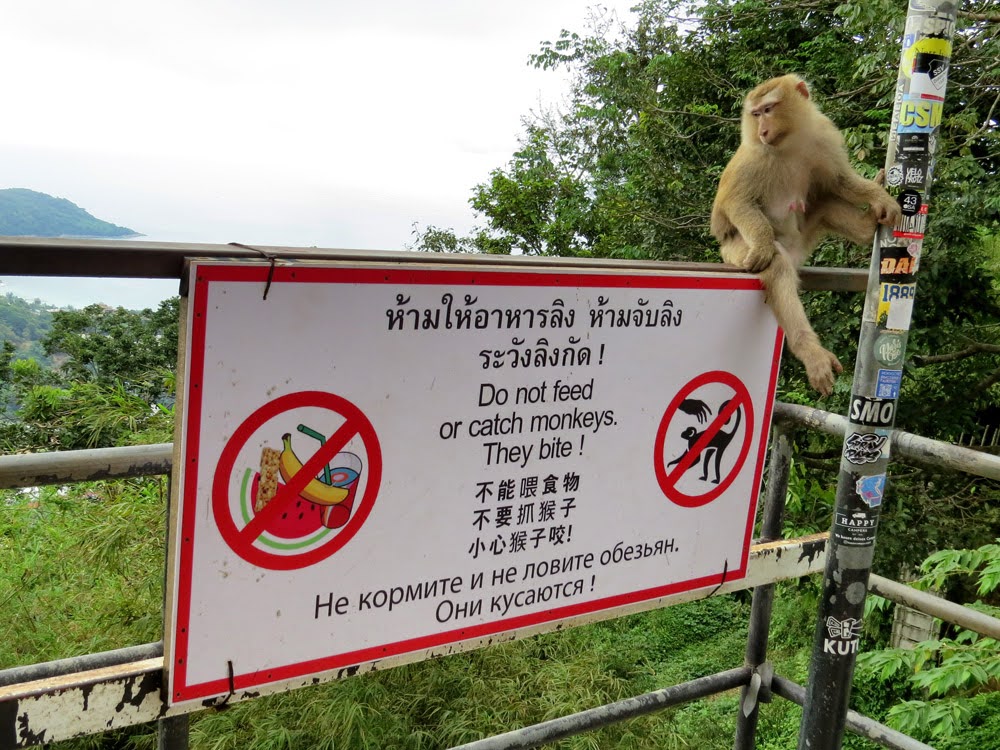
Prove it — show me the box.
[0,479,923,750]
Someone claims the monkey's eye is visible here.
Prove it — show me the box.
[762,105,774,114]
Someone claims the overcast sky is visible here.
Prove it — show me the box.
[0,1,636,309]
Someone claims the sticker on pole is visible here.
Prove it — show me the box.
[654,371,755,508]
[212,391,381,570]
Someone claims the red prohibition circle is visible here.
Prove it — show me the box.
[212,391,382,570]
[653,371,754,508]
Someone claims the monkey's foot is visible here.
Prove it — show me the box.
[801,345,843,397]
[743,245,776,273]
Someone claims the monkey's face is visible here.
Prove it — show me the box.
[743,76,811,148]
[746,96,787,146]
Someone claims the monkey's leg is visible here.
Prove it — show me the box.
[700,449,713,481]
[759,251,843,396]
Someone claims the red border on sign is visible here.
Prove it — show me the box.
[653,371,754,508]
[211,391,381,571]
[169,263,782,704]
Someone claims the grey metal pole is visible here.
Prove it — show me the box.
[797,3,958,748]
[733,426,793,750]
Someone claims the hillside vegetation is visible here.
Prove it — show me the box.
[0,188,139,238]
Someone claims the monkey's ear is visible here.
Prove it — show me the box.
[795,80,810,99]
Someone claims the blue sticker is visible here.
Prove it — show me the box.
[876,369,903,399]
[856,474,886,508]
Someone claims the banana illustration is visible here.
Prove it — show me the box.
[278,433,349,506]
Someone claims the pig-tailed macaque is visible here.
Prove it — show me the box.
[711,74,901,396]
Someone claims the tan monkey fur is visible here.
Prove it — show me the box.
[711,74,901,395]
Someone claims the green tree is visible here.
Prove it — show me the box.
[860,540,1000,743]
[43,298,179,401]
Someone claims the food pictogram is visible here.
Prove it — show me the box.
[212,391,381,570]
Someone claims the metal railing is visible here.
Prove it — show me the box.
[2,240,999,749]
[2,406,998,749]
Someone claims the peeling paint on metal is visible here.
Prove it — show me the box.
[115,671,160,714]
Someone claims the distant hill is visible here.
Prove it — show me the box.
[0,188,140,238]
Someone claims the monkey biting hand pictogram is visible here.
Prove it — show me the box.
[667,399,742,484]
[654,372,755,508]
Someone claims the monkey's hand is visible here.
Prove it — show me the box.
[871,194,902,227]
[802,345,843,397]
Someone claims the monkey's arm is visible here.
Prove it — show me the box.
[716,199,779,272]
[833,170,901,227]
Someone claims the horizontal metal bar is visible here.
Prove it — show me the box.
[0,444,173,489]
[448,666,752,750]
[8,398,997,490]
[0,236,865,291]
[869,574,1000,640]
[771,674,934,750]
[774,402,1000,480]
[0,535,827,747]
[0,643,163,688]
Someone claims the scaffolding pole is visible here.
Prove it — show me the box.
[797,2,958,748]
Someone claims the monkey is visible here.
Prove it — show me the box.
[668,400,742,484]
[711,74,902,396]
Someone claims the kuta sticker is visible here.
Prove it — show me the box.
[834,509,879,547]
[874,332,906,368]
[886,164,905,187]
[876,369,903,399]
[878,283,916,330]
[844,432,889,465]
[856,474,887,508]
[824,616,863,655]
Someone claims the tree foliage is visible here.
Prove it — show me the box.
[412,0,1000,428]
[0,297,179,451]
[860,540,1000,742]
[42,298,179,401]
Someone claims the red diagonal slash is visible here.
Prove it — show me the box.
[666,396,744,483]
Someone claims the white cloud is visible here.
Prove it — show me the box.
[0,1,634,307]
